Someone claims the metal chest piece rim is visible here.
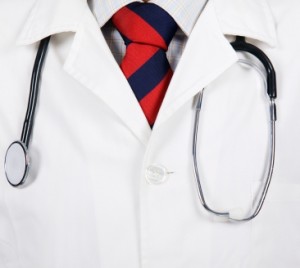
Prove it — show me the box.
[4,140,30,187]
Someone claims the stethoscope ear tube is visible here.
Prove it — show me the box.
[193,90,276,222]
[192,37,277,221]
[4,36,50,187]
[231,36,277,99]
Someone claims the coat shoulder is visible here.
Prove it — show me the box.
[0,0,36,48]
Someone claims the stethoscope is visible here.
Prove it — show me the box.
[4,35,277,222]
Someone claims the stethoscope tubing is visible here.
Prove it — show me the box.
[4,35,277,222]
[21,36,51,148]
[231,36,276,99]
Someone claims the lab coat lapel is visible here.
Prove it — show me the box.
[154,0,238,129]
[63,8,152,146]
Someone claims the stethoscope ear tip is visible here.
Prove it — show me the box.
[210,208,246,222]
[4,141,30,187]
[229,208,246,221]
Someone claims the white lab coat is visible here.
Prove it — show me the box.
[0,0,300,267]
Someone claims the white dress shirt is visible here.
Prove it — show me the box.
[88,0,208,70]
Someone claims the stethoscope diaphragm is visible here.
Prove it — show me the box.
[4,141,30,187]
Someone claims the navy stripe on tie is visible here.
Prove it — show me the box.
[127,49,169,101]
[126,2,177,46]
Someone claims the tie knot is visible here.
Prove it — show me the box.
[112,2,178,50]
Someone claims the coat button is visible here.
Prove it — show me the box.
[145,164,168,185]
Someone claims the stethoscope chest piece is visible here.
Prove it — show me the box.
[4,36,50,187]
[5,141,30,187]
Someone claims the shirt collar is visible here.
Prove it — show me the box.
[17,0,277,47]
[88,0,208,36]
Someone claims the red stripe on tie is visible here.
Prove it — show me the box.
[139,69,173,125]
[112,7,167,50]
[121,43,159,78]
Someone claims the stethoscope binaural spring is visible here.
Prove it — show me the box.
[4,36,277,222]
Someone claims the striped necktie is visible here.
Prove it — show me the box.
[112,2,178,127]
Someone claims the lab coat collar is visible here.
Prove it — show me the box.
[154,0,238,128]
[63,8,153,145]
[17,0,87,45]
[16,0,277,144]
[214,0,277,47]
[17,0,277,47]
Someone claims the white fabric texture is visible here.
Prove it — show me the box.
[0,0,300,267]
